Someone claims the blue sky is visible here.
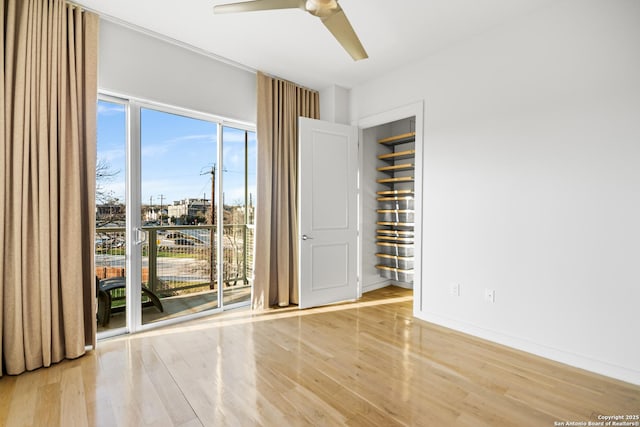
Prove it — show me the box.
[97,100,256,209]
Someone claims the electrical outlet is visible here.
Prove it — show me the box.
[484,289,495,303]
[450,283,460,297]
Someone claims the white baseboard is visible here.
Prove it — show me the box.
[415,311,640,386]
[390,281,413,290]
[362,279,391,294]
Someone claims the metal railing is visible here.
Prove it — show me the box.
[95,224,254,298]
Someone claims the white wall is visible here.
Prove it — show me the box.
[361,125,391,293]
[350,0,640,384]
[320,85,350,124]
[98,20,256,123]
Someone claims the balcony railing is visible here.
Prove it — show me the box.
[95,224,254,298]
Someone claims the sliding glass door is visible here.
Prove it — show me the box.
[96,96,256,335]
[140,107,221,326]
[221,126,257,307]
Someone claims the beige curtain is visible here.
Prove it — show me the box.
[253,72,319,309]
[1,0,98,376]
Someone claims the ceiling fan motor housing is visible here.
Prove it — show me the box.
[305,0,338,17]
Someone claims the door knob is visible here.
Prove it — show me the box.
[302,234,313,240]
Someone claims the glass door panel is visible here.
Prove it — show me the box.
[140,107,219,325]
[222,127,256,306]
[96,99,128,333]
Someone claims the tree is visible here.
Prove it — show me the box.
[96,158,124,226]
[96,158,120,203]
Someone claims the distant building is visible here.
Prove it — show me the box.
[144,208,159,222]
[168,198,211,219]
[143,207,167,223]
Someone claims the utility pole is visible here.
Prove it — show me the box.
[201,165,216,289]
[211,165,216,225]
[150,196,153,222]
[210,165,216,289]
[158,194,165,226]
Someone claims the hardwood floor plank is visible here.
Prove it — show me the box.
[281,384,348,425]
[0,375,17,426]
[5,370,40,427]
[140,345,199,426]
[34,382,62,427]
[59,364,90,427]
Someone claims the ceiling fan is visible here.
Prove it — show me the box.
[213,0,368,61]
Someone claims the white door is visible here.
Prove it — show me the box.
[298,117,359,309]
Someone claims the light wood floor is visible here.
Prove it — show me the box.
[1,286,638,426]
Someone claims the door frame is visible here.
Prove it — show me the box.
[355,101,424,314]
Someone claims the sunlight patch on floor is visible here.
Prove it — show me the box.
[108,294,413,341]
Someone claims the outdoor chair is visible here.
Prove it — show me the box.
[96,276,164,326]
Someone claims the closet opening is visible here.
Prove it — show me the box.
[357,102,424,314]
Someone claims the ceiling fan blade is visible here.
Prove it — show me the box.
[214,0,303,14]
[321,6,368,61]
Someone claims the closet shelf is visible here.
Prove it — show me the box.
[378,149,415,162]
[378,132,416,147]
[377,209,414,221]
[376,254,414,270]
[377,196,414,202]
[376,229,414,236]
[376,189,414,196]
[376,265,414,282]
[377,163,414,173]
[376,176,414,185]
[376,241,414,256]
[376,221,415,227]
[376,235,414,244]
[376,209,414,213]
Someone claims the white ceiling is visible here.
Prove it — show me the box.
[75,0,552,90]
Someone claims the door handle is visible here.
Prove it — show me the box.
[134,228,147,245]
[301,234,313,241]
